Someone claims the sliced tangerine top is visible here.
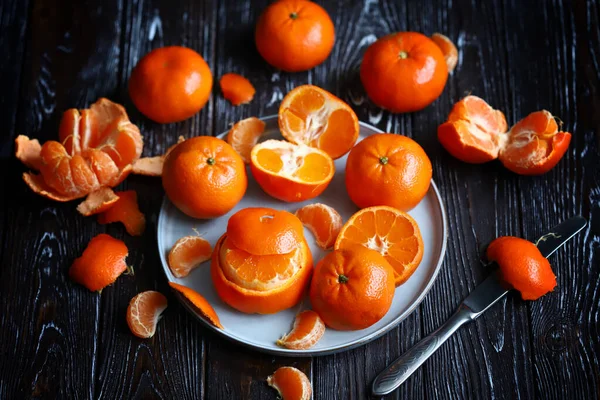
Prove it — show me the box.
[279,85,359,159]
[335,206,424,286]
[219,236,304,291]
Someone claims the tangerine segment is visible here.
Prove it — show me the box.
[211,235,313,314]
[279,85,359,159]
[168,236,212,278]
[335,206,424,286]
[438,96,507,164]
[431,33,458,72]
[76,187,120,216]
[277,310,325,350]
[227,207,304,255]
[220,236,302,291]
[22,172,79,202]
[226,117,266,163]
[486,236,556,300]
[220,73,256,106]
[295,203,342,250]
[169,282,223,329]
[267,367,312,400]
[15,135,43,170]
[499,111,572,175]
[69,234,128,292]
[126,291,168,338]
[98,190,146,236]
[250,140,335,202]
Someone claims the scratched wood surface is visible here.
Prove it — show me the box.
[0,0,598,399]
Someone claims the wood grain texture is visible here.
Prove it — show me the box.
[0,0,599,399]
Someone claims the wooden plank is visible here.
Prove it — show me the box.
[515,0,600,398]
[92,0,218,399]
[0,0,124,397]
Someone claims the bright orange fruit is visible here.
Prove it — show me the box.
[169,282,223,329]
[335,206,424,286]
[69,234,129,292]
[168,236,212,278]
[126,291,168,339]
[277,310,325,350]
[267,366,312,400]
[226,117,266,163]
[295,203,342,249]
[345,133,432,211]
[309,246,395,330]
[431,33,458,72]
[220,73,256,106]
[279,85,359,159]
[98,190,146,236]
[250,140,334,202]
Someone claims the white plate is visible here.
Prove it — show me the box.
[157,116,447,356]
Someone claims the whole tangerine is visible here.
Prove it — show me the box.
[162,136,247,219]
[255,0,335,72]
[345,133,432,211]
[309,246,395,330]
[360,32,448,113]
[129,46,213,123]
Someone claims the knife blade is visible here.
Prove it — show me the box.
[371,216,588,396]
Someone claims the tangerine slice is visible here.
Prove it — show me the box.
[499,110,571,175]
[132,136,185,176]
[168,236,212,278]
[220,73,256,106]
[295,203,342,250]
[15,135,43,170]
[69,233,128,292]
[267,366,312,400]
[126,290,168,338]
[227,207,304,255]
[211,234,313,314]
[220,236,301,291]
[250,140,334,202]
[279,85,359,159]
[437,95,508,164]
[431,33,458,72]
[22,172,79,202]
[334,206,424,286]
[169,282,223,329]
[76,187,120,216]
[277,310,325,350]
[97,190,146,236]
[226,117,266,163]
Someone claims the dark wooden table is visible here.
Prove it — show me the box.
[1,0,599,398]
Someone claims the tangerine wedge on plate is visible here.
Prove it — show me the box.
[278,85,359,159]
[226,117,266,163]
[335,206,424,286]
[168,236,212,278]
[295,203,342,250]
[267,366,312,400]
[169,282,223,329]
[250,140,334,202]
[277,310,325,350]
[126,291,168,339]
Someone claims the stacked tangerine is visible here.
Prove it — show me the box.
[211,207,313,314]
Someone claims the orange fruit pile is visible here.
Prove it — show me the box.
[250,140,335,202]
[345,133,432,211]
[211,207,313,314]
[162,136,247,218]
[361,32,448,113]
[486,236,556,300]
[310,246,395,330]
[336,206,424,286]
[255,0,334,72]
[279,85,359,159]
[438,95,572,174]
[129,46,213,123]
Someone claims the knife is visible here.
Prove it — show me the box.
[371,216,588,396]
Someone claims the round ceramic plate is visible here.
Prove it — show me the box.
[157,116,447,356]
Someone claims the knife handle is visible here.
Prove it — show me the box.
[371,305,474,396]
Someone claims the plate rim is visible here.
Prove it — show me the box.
[157,115,448,357]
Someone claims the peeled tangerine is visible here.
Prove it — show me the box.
[15,98,143,206]
[437,95,571,175]
[211,208,313,314]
